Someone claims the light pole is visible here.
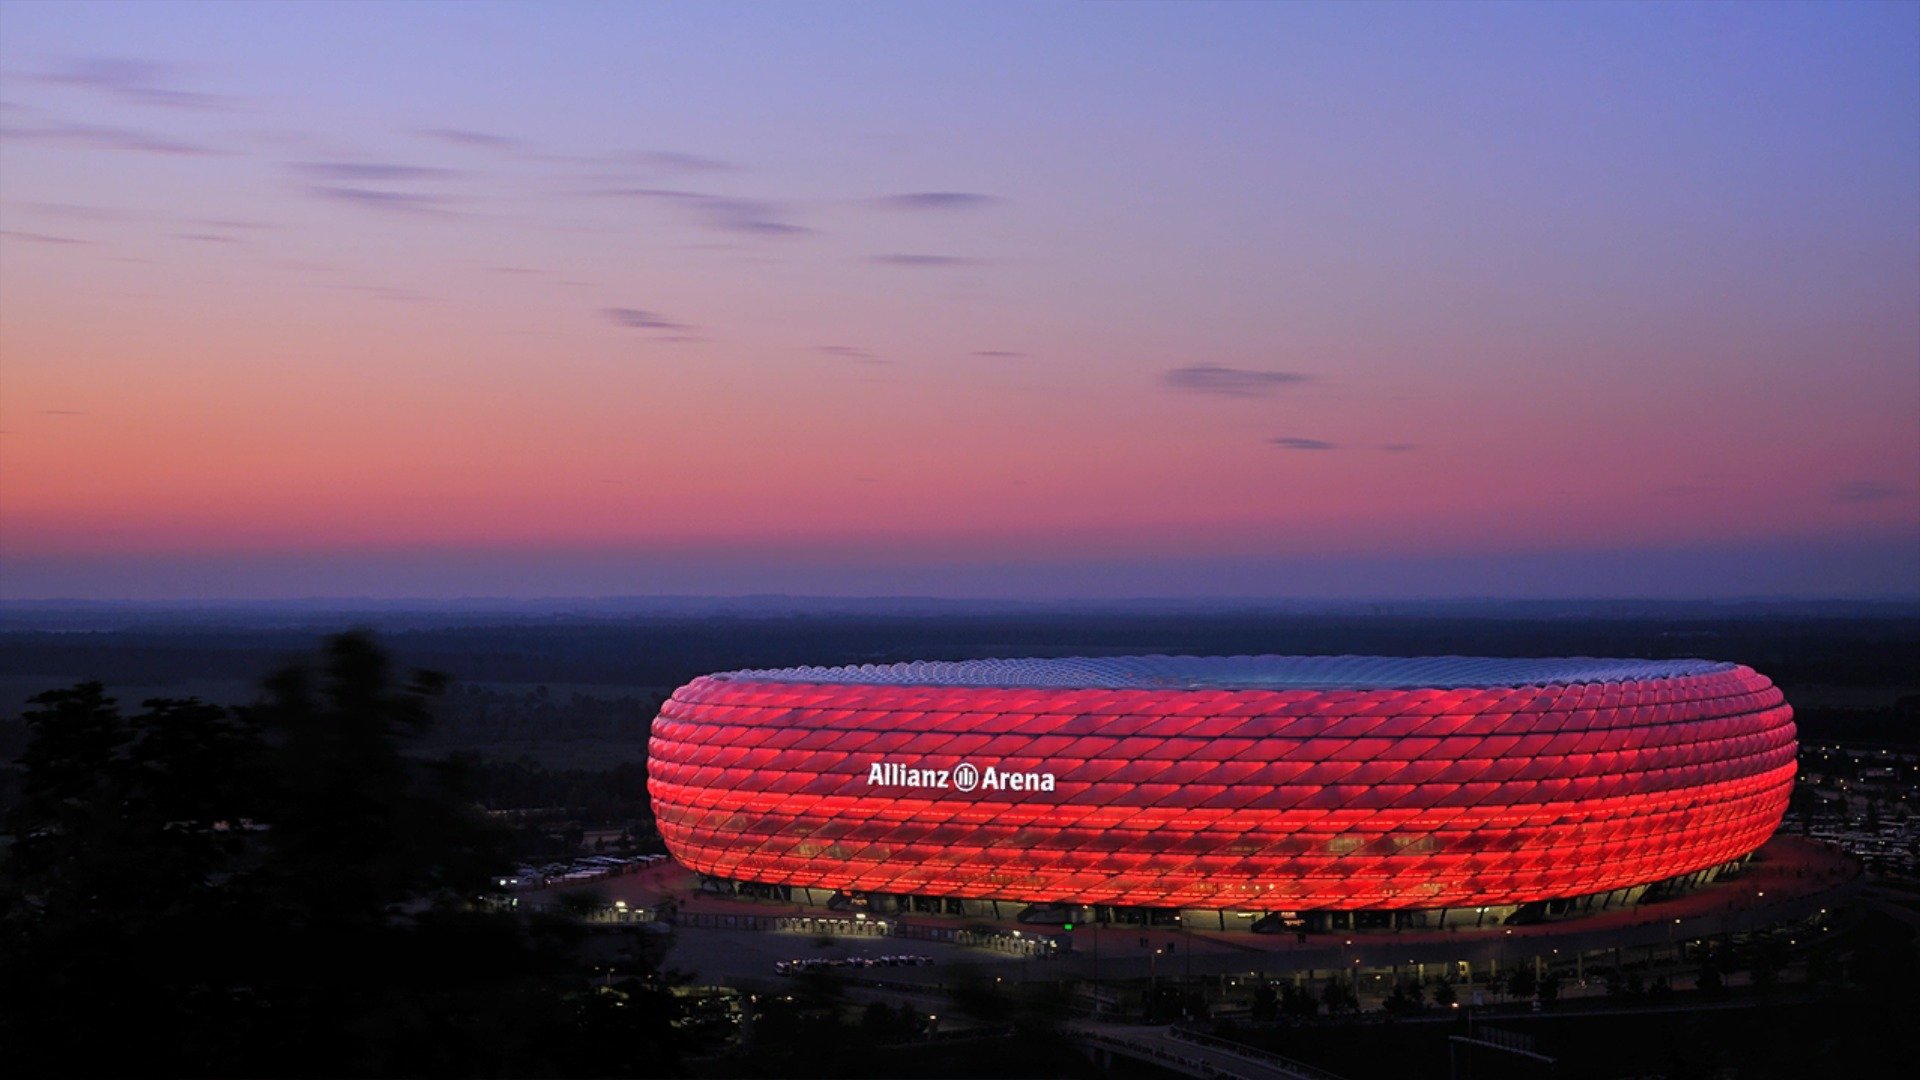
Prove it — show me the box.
[1183,917,1192,983]
[1092,924,1101,1012]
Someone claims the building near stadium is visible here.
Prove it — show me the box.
[647,656,1795,927]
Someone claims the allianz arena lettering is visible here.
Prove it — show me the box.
[647,655,1796,911]
[867,760,1058,793]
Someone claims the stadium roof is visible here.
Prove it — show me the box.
[714,655,1738,691]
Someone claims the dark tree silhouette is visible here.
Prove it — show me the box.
[0,632,687,1077]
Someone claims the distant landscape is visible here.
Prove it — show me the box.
[6,599,1916,769]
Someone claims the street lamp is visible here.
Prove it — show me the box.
[1184,919,1192,982]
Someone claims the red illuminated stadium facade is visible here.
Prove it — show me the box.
[647,656,1796,920]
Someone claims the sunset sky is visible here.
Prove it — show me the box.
[2,1,1916,600]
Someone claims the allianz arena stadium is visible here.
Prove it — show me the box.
[647,656,1796,920]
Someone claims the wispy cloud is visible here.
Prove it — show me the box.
[869,253,984,267]
[1381,443,1418,453]
[972,350,1026,358]
[870,192,1000,211]
[609,149,736,173]
[192,218,274,231]
[414,127,520,150]
[1270,437,1335,451]
[1,229,89,245]
[1832,480,1906,504]
[414,129,736,173]
[288,160,464,215]
[591,187,809,236]
[292,161,463,181]
[170,232,240,243]
[307,187,455,215]
[33,57,228,110]
[1163,365,1311,397]
[12,201,143,221]
[604,307,690,330]
[816,344,887,364]
[0,120,220,155]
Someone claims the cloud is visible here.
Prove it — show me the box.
[604,307,689,330]
[34,57,227,110]
[293,161,463,181]
[590,187,809,236]
[12,201,143,221]
[1381,443,1418,452]
[870,192,1000,211]
[1832,480,1906,504]
[307,186,455,215]
[536,148,741,173]
[0,121,219,155]
[1163,365,1312,397]
[38,409,89,416]
[972,350,1026,358]
[869,253,984,267]
[1,229,89,245]
[816,344,887,364]
[171,232,240,243]
[611,149,736,173]
[192,218,274,231]
[1270,437,1336,451]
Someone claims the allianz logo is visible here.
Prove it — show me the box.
[866,760,1058,793]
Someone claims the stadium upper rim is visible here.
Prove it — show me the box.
[709,655,1741,692]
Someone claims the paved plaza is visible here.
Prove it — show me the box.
[526,835,1860,986]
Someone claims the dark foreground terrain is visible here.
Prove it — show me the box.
[1,599,1915,1077]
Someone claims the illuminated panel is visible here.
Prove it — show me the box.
[646,656,1796,910]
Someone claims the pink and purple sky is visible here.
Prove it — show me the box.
[2,1,1916,600]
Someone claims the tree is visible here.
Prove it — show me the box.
[1698,958,1726,998]
[2,683,272,1073]
[1385,978,1425,1014]
[1281,981,1321,1018]
[1,633,689,1077]
[1321,974,1359,1014]
[1506,964,1537,1001]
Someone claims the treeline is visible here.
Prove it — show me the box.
[469,759,664,861]
[6,611,1916,698]
[0,633,697,1076]
[469,758,654,817]
[426,684,661,748]
[1793,698,1920,748]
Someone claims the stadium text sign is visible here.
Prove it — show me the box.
[867,760,1057,793]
